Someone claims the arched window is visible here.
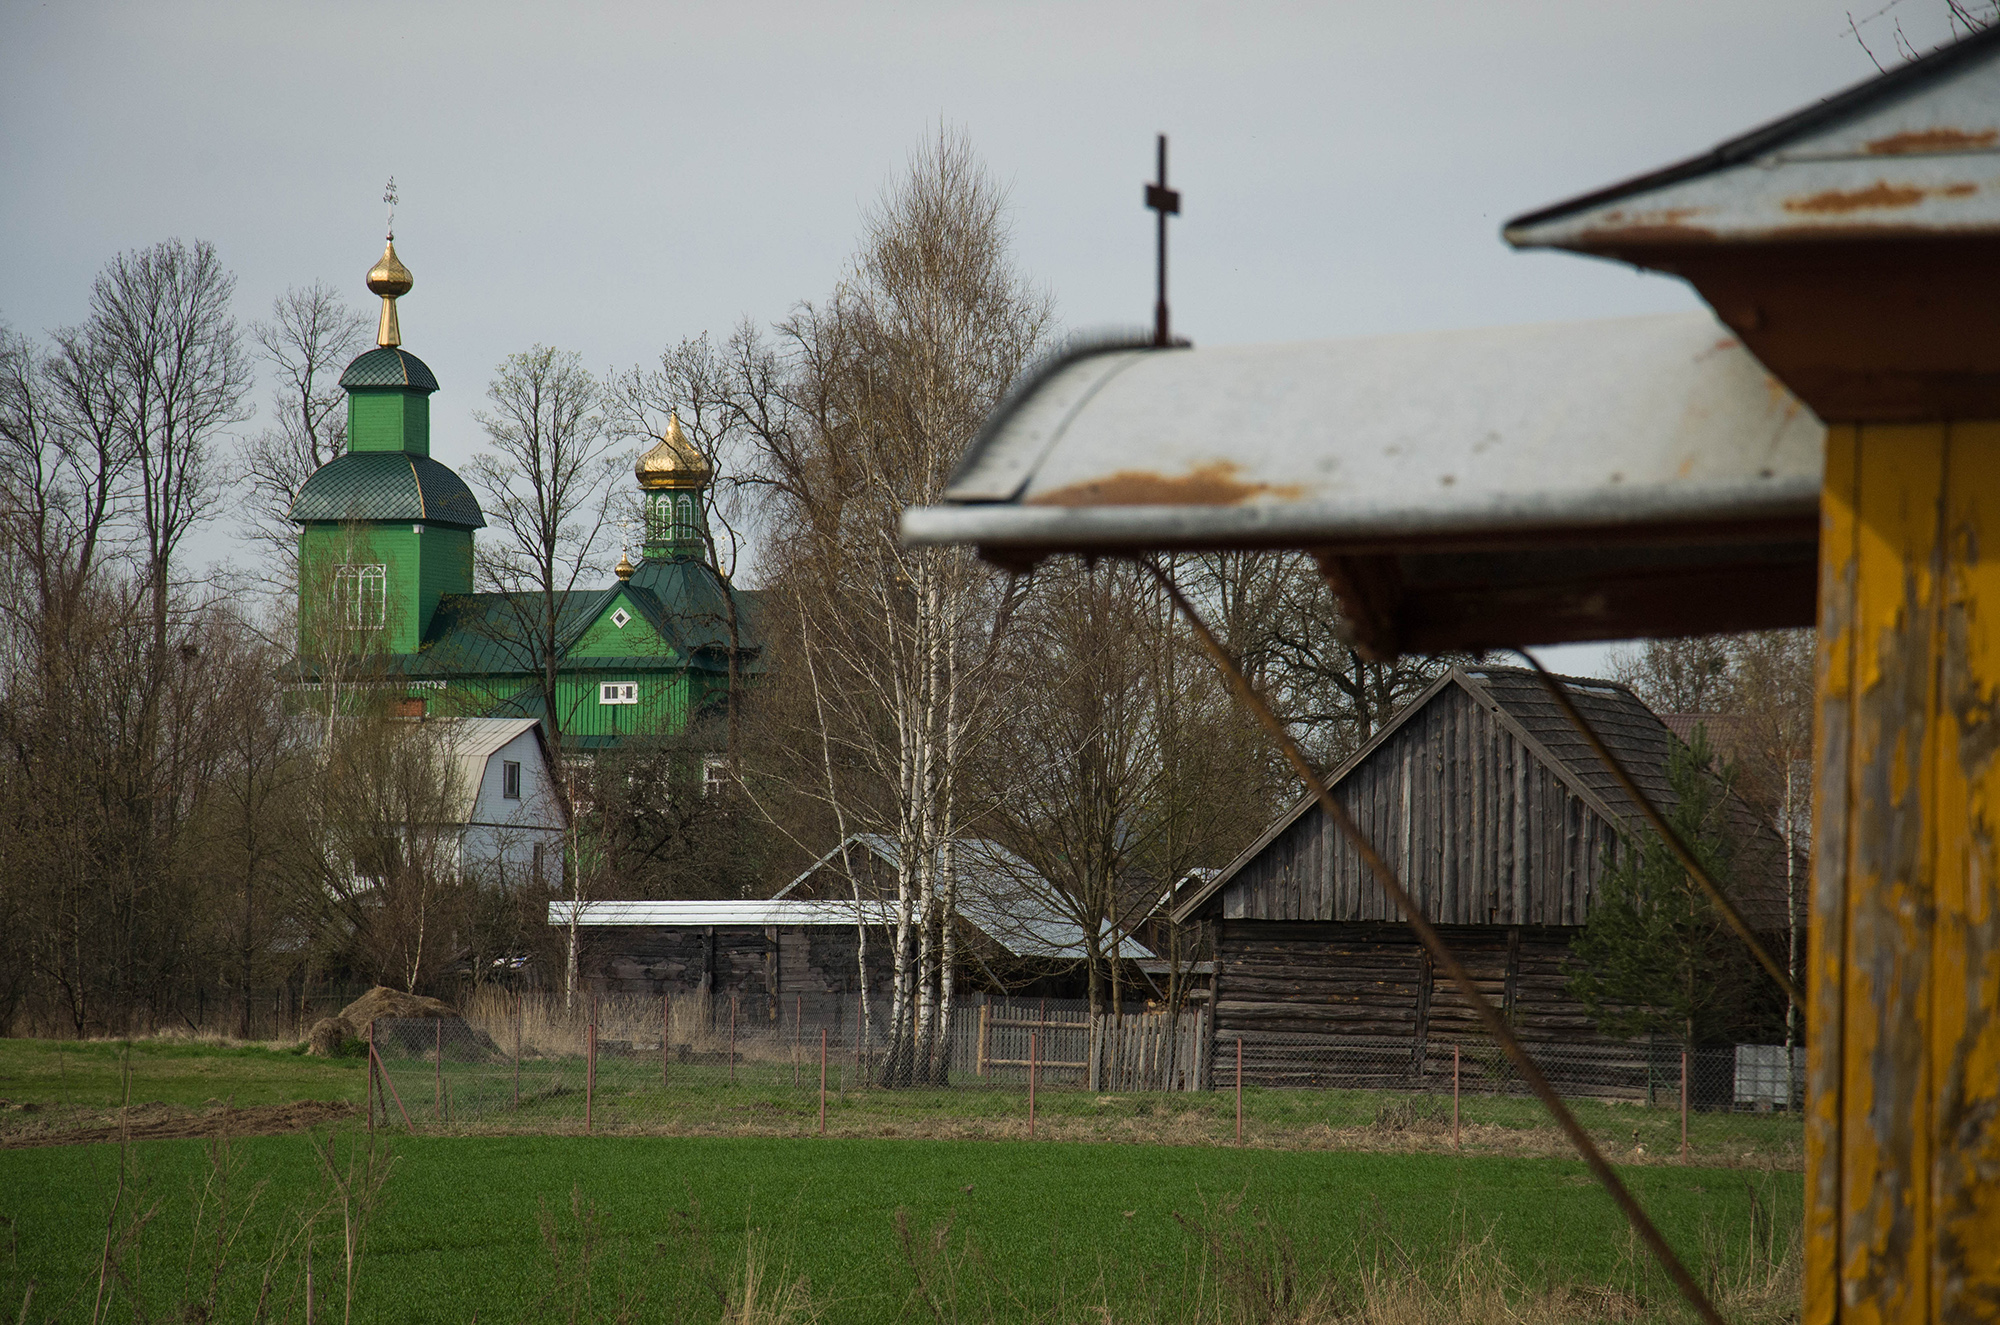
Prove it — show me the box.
[333,564,387,629]
[646,493,669,546]
[674,494,696,541]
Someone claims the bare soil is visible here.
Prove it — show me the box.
[0,1098,358,1148]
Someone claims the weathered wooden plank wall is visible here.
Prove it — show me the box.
[1223,685,1615,927]
[1210,920,1651,1097]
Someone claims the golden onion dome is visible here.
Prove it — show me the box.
[366,239,413,298]
[634,412,712,490]
[614,550,635,580]
[366,237,413,348]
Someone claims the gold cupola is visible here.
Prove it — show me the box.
[366,237,414,348]
[634,412,713,490]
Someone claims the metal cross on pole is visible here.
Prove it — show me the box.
[1145,134,1181,347]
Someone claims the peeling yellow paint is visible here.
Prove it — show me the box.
[1812,421,2000,1321]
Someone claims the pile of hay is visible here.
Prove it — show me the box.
[305,986,484,1057]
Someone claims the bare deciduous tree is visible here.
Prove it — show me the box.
[750,130,1050,1084]
[244,283,371,586]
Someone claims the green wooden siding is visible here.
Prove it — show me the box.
[347,391,430,456]
[297,522,471,654]
[567,591,677,661]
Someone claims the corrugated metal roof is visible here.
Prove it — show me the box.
[550,899,899,927]
[901,313,1821,553]
[777,833,1156,961]
[1506,24,2000,249]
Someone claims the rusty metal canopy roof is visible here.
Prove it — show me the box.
[901,313,1822,653]
[1506,24,2000,250]
[1503,25,2000,422]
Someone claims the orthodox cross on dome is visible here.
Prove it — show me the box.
[383,176,399,239]
[1145,134,1182,348]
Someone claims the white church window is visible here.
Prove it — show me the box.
[674,494,697,541]
[333,564,387,629]
[610,607,631,629]
[600,681,638,705]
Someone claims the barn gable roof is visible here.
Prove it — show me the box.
[1170,666,1786,928]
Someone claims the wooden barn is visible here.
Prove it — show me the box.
[551,835,1154,1022]
[1168,665,1792,1098]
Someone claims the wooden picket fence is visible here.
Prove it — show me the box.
[969,998,1209,1092]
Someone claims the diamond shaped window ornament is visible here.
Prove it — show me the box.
[610,607,631,630]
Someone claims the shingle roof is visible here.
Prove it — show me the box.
[403,578,764,680]
[290,451,485,529]
[339,347,439,392]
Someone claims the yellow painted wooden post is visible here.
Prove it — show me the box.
[1811,421,2000,1322]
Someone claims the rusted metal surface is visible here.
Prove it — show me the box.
[920,312,1820,542]
[1506,27,2000,250]
[1810,420,2000,1322]
[1505,29,2000,423]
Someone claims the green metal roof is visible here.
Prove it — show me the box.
[339,347,439,393]
[290,451,486,529]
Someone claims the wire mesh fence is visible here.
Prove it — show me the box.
[361,993,1805,1162]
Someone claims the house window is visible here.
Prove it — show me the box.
[600,681,639,705]
[703,754,730,796]
[333,564,387,629]
[532,841,546,885]
[503,760,521,800]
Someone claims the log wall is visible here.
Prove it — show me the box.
[1211,920,1652,1098]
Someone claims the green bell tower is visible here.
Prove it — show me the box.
[291,229,485,658]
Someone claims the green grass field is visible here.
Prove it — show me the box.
[0,1036,366,1112]
[0,1132,1800,1324]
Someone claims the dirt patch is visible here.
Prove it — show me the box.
[0,1099,358,1148]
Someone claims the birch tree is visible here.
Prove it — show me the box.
[750,131,1049,1084]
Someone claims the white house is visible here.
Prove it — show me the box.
[436,718,567,886]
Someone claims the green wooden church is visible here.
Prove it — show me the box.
[289,234,761,748]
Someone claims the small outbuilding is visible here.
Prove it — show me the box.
[1169,666,1792,1096]
[552,834,1155,1020]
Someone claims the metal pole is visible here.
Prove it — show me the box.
[1029,1030,1038,1138]
[1681,1048,1690,1164]
[513,994,521,1110]
[1236,1037,1244,1145]
[730,995,738,1085]
[819,1027,827,1136]
[586,996,596,1135]
[663,992,671,1089]
[434,1019,442,1120]
[794,995,802,1088]
[366,1018,375,1138]
[1454,1045,1461,1150]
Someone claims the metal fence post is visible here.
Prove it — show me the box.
[1680,1048,1690,1164]
[1029,1030,1038,1138]
[794,995,801,1088]
[433,1019,442,1120]
[366,1018,375,1138]
[586,995,597,1136]
[730,995,738,1085]
[1453,1045,1461,1150]
[819,1027,827,1136]
[513,994,522,1111]
[662,992,671,1089]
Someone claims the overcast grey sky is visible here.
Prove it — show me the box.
[0,0,1968,676]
